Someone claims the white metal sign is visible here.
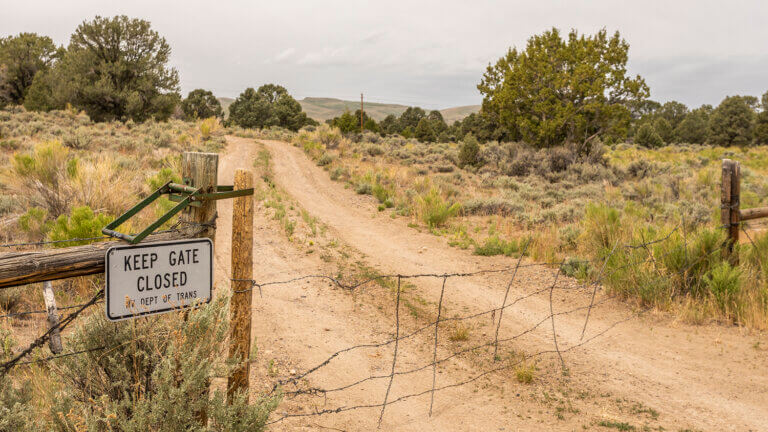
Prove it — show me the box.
[105,238,213,321]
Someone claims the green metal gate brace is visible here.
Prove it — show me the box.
[102,181,253,244]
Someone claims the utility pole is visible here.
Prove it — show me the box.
[360,93,364,131]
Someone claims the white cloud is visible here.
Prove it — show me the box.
[272,48,296,63]
[295,46,353,66]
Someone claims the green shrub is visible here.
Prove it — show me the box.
[316,152,334,166]
[744,231,768,280]
[684,229,726,296]
[365,144,384,156]
[147,167,182,190]
[315,123,343,148]
[581,203,624,257]
[355,182,372,195]
[0,372,32,432]
[704,262,741,313]
[416,188,461,228]
[463,197,524,216]
[301,139,324,160]
[372,182,393,205]
[47,206,112,247]
[560,257,592,279]
[634,123,664,148]
[62,126,94,149]
[40,296,279,431]
[474,235,520,256]
[457,133,481,168]
[18,207,48,238]
[11,140,78,217]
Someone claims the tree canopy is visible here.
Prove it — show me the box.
[0,33,61,106]
[755,91,768,145]
[674,106,710,144]
[181,89,223,120]
[228,84,315,131]
[28,16,181,121]
[478,28,649,148]
[708,96,756,146]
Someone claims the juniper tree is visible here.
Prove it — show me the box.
[634,123,663,148]
[708,96,757,146]
[228,84,313,131]
[479,28,649,149]
[0,33,61,106]
[414,118,436,142]
[181,89,223,120]
[40,16,181,122]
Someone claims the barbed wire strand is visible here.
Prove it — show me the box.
[428,276,447,417]
[0,299,105,320]
[283,292,619,399]
[377,275,401,428]
[549,260,567,374]
[0,289,103,376]
[492,240,530,361]
[580,239,619,340]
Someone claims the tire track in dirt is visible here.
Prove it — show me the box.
[243,137,768,431]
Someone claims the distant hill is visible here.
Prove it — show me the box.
[299,97,408,122]
[216,96,479,124]
[439,105,481,124]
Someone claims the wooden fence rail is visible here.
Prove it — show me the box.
[0,225,207,289]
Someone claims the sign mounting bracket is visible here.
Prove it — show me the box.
[102,182,253,244]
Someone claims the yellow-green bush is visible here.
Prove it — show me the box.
[416,187,461,228]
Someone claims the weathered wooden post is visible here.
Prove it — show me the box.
[181,152,218,424]
[41,281,63,354]
[227,169,254,403]
[721,159,740,264]
[181,152,219,239]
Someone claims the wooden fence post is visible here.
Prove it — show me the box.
[721,159,740,264]
[180,152,218,425]
[181,152,219,240]
[227,169,254,403]
[42,281,63,354]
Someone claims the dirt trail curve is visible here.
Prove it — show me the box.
[217,136,768,431]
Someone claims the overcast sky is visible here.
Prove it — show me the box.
[2,0,767,109]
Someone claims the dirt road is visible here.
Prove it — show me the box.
[216,136,768,431]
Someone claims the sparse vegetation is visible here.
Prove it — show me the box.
[288,119,768,328]
[448,324,470,342]
[598,420,636,431]
[515,362,536,384]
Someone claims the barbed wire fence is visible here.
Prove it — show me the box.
[0,219,758,427]
[223,223,740,426]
